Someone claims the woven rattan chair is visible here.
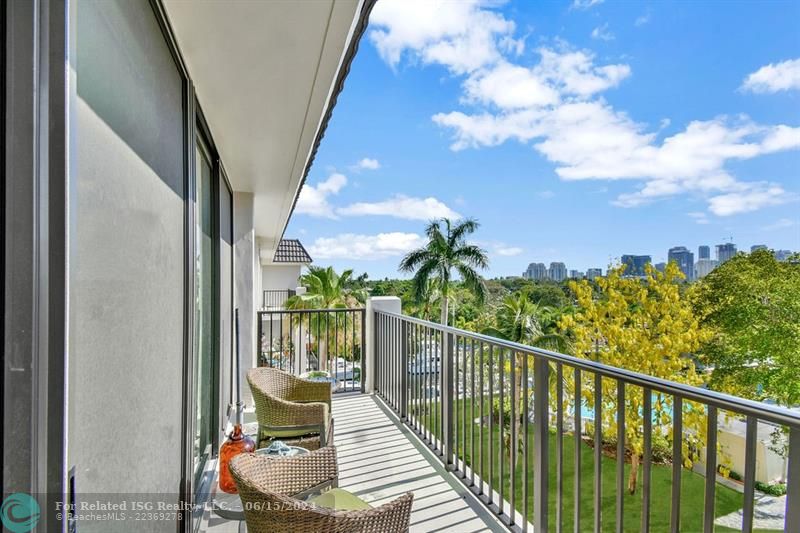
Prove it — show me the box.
[230,447,414,533]
[247,367,333,450]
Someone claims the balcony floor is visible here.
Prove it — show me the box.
[201,393,506,532]
[333,393,505,533]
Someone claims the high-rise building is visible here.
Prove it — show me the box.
[695,259,718,279]
[586,268,602,280]
[775,250,794,261]
[716,243,737,264]
[548,262,567,282]
[668,246,694,281]
[569,270,584,279]
[655,262,667,273]
[751,244,768,252]
[523,262,548,281]
[621,255,651,277]
[698,245,710,260]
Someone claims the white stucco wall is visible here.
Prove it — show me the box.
[261,264,303,291]
[234,192,256,406]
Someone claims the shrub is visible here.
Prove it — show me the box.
[755,481,787,496]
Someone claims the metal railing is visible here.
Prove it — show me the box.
[261,289,295,309]
[374,309,800,533]
[257,308,365,393]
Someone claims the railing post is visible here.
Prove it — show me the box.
[533,356,550,532]
[364,297,401,394]
[786,427,800,532]
[256,311,263,366]
[400,320,409,419]
[442,330,455,469]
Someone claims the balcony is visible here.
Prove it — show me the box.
[260,289,296,310]
[206,301,798,532]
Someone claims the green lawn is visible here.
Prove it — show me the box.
[410,396,777,533]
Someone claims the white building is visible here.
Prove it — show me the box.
[695,258,718,279]
[523,262,548,280]
[548,262,568,282]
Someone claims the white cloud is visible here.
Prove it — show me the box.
[707,185,790,216]
[464,61,560,109]
[572,0,604,10]
[537,190,556,199]
[370,2,800,217]
[368,0,517,75]
[353,157,381,170]
[591,23,615,41]
[495,246,523,256]
[687,211,710,225]
[295,173,347,218]
[741,58,800,93]
[337,195,461,221]
[307,232,424,260]
[762,218,796,231]
[635,14,651,27]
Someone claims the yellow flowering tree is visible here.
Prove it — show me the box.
[558,262,711,494]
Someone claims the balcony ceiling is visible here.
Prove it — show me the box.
[163,0,364,250]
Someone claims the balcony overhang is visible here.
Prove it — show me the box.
[162,0,372,249]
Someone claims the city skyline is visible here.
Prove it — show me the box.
[520,240,795,281]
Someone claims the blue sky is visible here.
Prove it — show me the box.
[286,0,800,279]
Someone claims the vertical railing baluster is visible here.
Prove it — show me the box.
[400,320,408,420]
[616,381,625,533]
[533,356,550,532]
[427,326,432,445]
[257,312,263,367]
[742,416,757,533]
[594,373,602,533]
[499,347,505,515]
[703,405,717,533]
[574,368,582,533]
[510,349,517,525]
[557,362,564,533]
[480,341,485,496]
[488,344,494,506]
[463,336,468,476]
[471,339,476,487]
[642,388,652,533]
[454,335,459,470]
[360,309,366,393]
[670,396,683,533]
[444,330,455,468]
[269,311,274,367]
[279,313,284,371]
[523,349,530,533]
[786,426,800,532]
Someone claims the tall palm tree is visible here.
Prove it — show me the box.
[483,290,570,466]
[399,218,489,326]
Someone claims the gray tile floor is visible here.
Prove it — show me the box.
[200,393,506,532]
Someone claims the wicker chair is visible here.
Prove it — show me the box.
[230,447,414,533]
[247,367,334,450]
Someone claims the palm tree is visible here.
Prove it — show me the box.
[483,290,570,466]
[286,266,363,310]
[399,218,489,326]
[285,266,364,372]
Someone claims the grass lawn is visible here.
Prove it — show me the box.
[409,396,778,532]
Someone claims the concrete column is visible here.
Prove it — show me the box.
[233,192,256,405]
[365,296,401,393]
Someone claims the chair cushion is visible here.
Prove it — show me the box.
[309,488,372,511]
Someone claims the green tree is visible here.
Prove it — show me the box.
[693,250,800,409]
[559,262,711,493]
[285,266,364,370]
[483,290,570,466]
[399,218,489,326]
[286,266,363,309]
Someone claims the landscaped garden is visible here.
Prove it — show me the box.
[413,397,779,533]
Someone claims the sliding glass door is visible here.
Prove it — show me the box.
[194,138,216,487]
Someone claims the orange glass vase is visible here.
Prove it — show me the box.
[218,418,255,494]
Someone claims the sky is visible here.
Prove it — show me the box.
[286,0,800,279]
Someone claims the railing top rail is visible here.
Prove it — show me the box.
[376,309,800,428]
[258,307,366,315]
